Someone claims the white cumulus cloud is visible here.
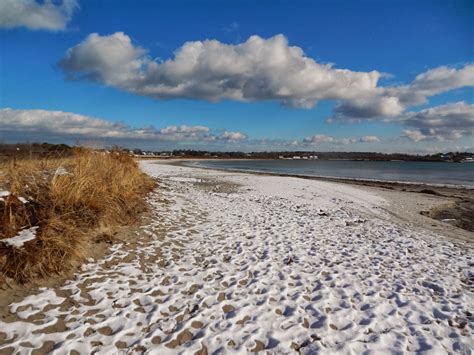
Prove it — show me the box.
[59,32,474,144]
[59,32,381,108]
[331,64,474,121]
[359,135,381,143]
[401,130,426,142]
[0,108,247,144]
[219,131,247,141]
[0,0,78,31]
[399,102,474,142]
[303,134,381,145]
[303,134,336,144]
[60,32,474,116]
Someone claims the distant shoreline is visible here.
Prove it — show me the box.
[137,156,473,163]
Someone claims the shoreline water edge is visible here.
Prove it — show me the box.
[180,159,474,189]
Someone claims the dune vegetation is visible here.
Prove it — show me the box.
[0,150,155,284]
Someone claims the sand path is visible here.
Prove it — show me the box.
[0,161,472,354]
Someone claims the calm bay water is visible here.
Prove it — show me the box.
[189,159,474,186]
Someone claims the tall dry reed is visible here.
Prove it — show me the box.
[0,150,155,283]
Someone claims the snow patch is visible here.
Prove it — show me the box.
[1,227,38,248]
[18,196,29,204]
[54,166,70,177]
[167,177,202,183]
[0,190,29,203]
[0,190,10,202]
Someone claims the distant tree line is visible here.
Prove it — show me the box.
[0,143,74,162]
[167,149,473,162]
[1,143,472,162]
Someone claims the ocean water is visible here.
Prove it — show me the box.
[189,159,474,186]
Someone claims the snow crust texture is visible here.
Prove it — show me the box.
[0,162,472,354]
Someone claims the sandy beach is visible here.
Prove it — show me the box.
[0,160,472,354]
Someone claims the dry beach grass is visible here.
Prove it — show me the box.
[0,150,155,283]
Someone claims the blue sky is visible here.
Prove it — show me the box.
[0,0,473,152]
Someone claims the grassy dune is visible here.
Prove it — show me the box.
[0,150,155,283]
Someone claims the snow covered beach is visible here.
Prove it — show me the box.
[0,160,472,354]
